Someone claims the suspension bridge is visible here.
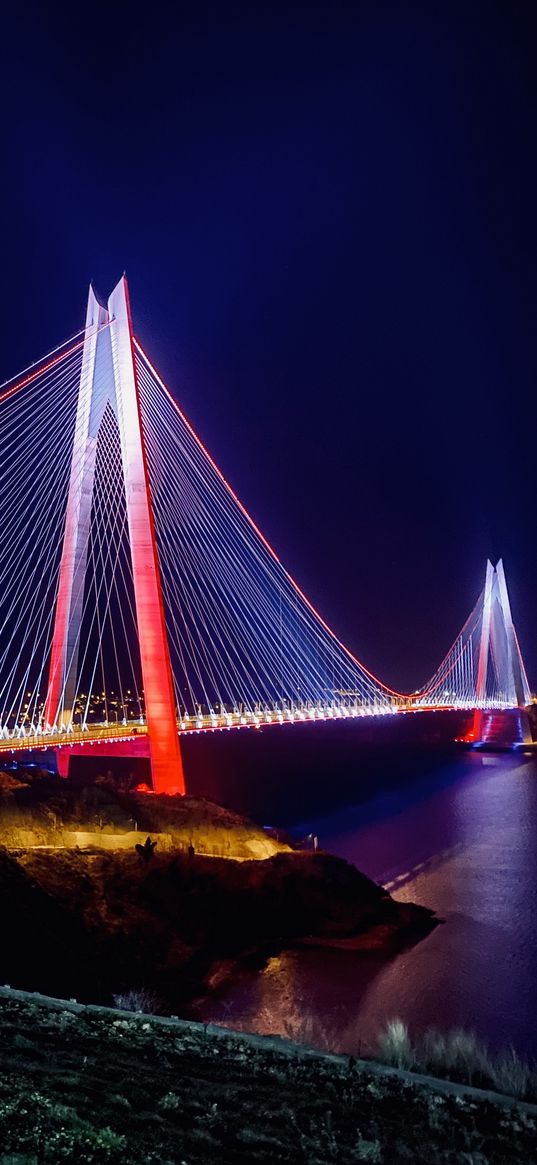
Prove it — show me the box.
[0,278,532,794]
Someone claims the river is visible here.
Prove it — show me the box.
[199,748,537,1057]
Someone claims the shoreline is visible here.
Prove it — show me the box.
[0,770,439,1013]
[0,841,439,1013]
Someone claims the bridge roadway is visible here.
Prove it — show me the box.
[0,699,519,758]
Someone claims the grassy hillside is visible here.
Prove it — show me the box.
[0,990,535,1163]
[0,771,288,859]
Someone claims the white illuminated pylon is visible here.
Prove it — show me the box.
[473,559,531,742]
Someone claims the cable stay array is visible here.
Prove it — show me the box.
[412,598,483,708]
[0,285,531,753]
[0,322,142,736]
[135,343,530,723]
[410,568,530,710]
[136,342,396,723]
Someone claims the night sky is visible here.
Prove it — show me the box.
[1,2,535,692]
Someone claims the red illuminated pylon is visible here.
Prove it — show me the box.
[44,277,185,795]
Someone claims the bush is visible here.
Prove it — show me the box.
[354,1136,383,1161]
[0,1092,126,1162]
[112,989,158,1015]
[158,1092,181,1112]
[44,1124,126,1161]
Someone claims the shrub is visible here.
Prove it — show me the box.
[0,1093,125,1162]
[158,1092,182,1111]
[354,1136,383,1161]
[112,988,158,1015]
[44,1124,126,1161]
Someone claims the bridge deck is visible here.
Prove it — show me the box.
[0,701,525,756]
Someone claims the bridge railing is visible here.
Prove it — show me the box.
[0,695,527,753]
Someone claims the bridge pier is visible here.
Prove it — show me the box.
[56,749,70,778]
[472,708,533,749]
[54,735,152,782]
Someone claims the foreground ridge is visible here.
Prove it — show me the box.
[0,987,535,1163]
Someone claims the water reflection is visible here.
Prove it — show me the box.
[201,752,537,1056]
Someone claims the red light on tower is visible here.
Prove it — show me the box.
[44,278,185,795]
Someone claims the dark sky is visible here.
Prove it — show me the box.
[1,2,535,691]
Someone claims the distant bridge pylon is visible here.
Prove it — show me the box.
[0,279,532,791]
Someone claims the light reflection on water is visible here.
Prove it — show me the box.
[200,751,537,1056]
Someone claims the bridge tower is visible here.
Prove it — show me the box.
[44,277,185,795]
[472,559,532,745]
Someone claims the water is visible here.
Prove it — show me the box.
[200,749,537,1056]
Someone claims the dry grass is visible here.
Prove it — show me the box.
[420,1027,491,1085]
[492,1045,535,1099]
[377,1018,537,1100]
[376,1018,416,1070]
